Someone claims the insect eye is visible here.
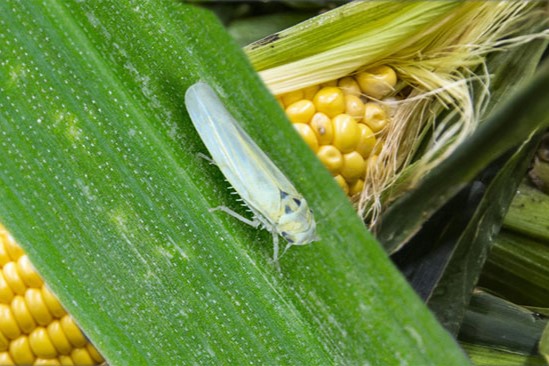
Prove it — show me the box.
[281,231,294,243]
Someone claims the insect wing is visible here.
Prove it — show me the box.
[184,82,298,222]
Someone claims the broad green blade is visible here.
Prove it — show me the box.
[0,1,469,365]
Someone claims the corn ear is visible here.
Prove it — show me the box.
[246,1,549,226]
[0,225,103,366]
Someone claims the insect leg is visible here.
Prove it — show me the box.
[271,232,281,272]
[197,152,217,165]
[209,206,261,228]
[281,242,293,259]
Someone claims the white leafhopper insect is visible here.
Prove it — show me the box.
[184,81,318,261]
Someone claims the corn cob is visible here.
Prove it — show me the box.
[0,225,103,366]
[248,1,549,226]
[278,65,396,196]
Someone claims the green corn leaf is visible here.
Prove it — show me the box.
[479,228,549,307]
[503,183,549,243]
[461,343,547,366]
[228,12,316,47]
[458,291,547,356]
[0,1,469,365]
[540,321,549,363]
[426,134,543,334]
[459,291,549,365]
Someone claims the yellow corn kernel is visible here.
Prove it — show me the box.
[285,100,316,124]
[313,87,345,118]
[356,124,377,158]
[345,94,365,122]
[368,154,379,166]
[11,295,36,334]
[9,335,35,365]
[321,80,338,87]
[0,351,14,365]
[356,65,397,100]
[3,236,23,262]
[40,287,65,319]
[60,315,86,348]
[363,102,388,133]
[0,227,102,365]
[309,112,333,145]
[0,272,15,304]
[372,138,383,155]
[316,145,343,175]
[86,343,104,363]
[349,179,364,196]
[302,85,320,100]
[338,77,361,96]
[332,114,360,154]
[0,304,21,340]
[280,90,304,107]
[0,329,8,352]
[334,175,349,195]
[70,347,94,365]
[341,152,366,181]
[29,327,57,358]
[0,236,11,267]
[293,123,319,152]
[35,358,61,365]
[17,256,43,289]
[58,355,74,365]
[3,262,26,296]
[25,288,53,326]
[47,320,72,355]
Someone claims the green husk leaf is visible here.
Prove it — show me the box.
[540,322,549,363]
[424,132,541,334]
[228,12,315,47]
[378,56,549,252]
[458,290,547,355]
[0,1,470,365]
[248,0,463,93]
[503,183,549,243]
[479,229,549,307]
[459,290,549,364]
[461,343,547,366]
[420,42,547,329]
